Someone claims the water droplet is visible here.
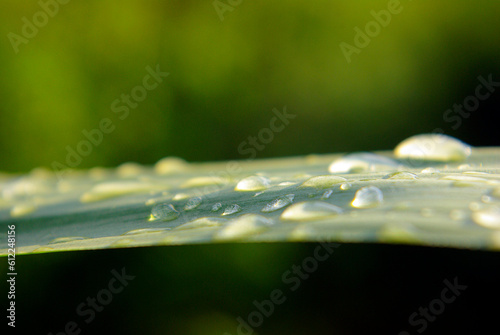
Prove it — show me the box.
[421,167,440,174]
[351,186,383,208]
[420,208,434,217]
[155,156,189,175]
[472,207,500,229]
[328,153,400,173]
[394,134,471,162]
[321,189,334,199]
[235,176,271,191]
[382,171,418,180]
[49,236,87,244]
[300,175,347,189]
[280,201,343,221]
[176,217,228,230]
[149,203,180,221]
[81,181,156,203]
[184,197,202,210]
[489,187,500,199]
[481,195,493,204]
[117,162,144,177]
[182,176,227,188]
[340,183,352,191]
[215,214,273,240]
[10,203,37,218]
[211,202,222,212]
[449,210,466,221]
[222,204,242,216]
[261,194,295,213]
[469,202,482,211]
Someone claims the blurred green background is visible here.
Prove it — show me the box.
[2,1,500,334]
[1,0,499,173]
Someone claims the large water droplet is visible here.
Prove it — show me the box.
[235,176,271,191]
[149,203,180,221]
[215,214,273,240]
[472,207,500,229]
[155,156,189,175]
[280,201,343,221]
[351,186,383,208]
[261,194,295,213]
[117,162,144,177]
[222,204,242,216]
[184,197,202,210]
[328,153,400,173]
[394,134,471,162]
[300,175,347,189]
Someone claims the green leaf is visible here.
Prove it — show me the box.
[1,146,500,256]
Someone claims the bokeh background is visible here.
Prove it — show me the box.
[1,0,499,173]
[1,1,500,334]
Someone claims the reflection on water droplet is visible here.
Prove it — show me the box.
[149,203,179,221]
[222,204,242,216]
[382,171,418,180]
[215,214,272,240]
[340,183,352,191]
[176,217,228,230]
[184,197,202,210]
[235,176,271,191]
[328,153,400,173]
[321,189,333,199]
[394,134,471,162]
[211,202,222,212]
[472,208,500,229]
[155,157,188,175]
[10,203,37,218]
[300,175,347,189]
[173,193,190,201]
[351,186,383,208]
[261,194,295,213]
[280,201,343,221]
[421,167,440,174]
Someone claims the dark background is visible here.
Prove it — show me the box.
[1,1,499,334]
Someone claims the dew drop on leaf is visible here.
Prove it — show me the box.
[261,194,295,213]
[351,186,383,208]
